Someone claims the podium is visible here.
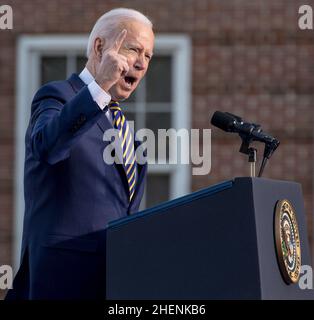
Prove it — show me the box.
[105,178,313,299]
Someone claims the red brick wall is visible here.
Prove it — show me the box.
[1,0,313,298]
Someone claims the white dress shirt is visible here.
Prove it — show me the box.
[79,67,112,123]
[79,67,130,165]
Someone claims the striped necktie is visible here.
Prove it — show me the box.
[109,101,137,201]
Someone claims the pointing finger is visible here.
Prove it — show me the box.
[112,29,127,52]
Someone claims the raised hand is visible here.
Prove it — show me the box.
[94,29,129,93]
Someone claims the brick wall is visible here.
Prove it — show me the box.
[1,0,313,298]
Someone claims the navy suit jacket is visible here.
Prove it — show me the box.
[6,74,147,300]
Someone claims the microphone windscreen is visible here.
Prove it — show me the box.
[211,111,236,132]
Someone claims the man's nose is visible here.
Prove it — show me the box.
[134,56,146,71]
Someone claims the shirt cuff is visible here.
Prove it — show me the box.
[87,80,111,110]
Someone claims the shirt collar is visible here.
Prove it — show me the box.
[79,67,95,85]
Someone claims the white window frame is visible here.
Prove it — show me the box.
[14,34,191,269]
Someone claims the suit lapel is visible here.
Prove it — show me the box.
[130,139,147,205]
[96,112,130,195]
[67,74,117,157]
[67,73,147,205]
[67,73,129,192]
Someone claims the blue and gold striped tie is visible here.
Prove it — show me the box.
[109,101,137,201]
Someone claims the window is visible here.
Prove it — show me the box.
[15,34,191,268]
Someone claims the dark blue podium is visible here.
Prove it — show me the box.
[105,177,313,299]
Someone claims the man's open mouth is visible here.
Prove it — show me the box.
[123,76,137,88]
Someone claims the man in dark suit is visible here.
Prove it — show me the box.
[6,8,154,300]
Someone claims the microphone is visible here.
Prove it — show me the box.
[210,111,280,177]
[211,111,279,150]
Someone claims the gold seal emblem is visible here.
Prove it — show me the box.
[274,199,301,284]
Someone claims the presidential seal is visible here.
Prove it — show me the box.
[274,199,301,284]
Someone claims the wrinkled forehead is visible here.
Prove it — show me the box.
[119,19,154,46]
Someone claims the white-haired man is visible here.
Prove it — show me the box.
[6,8,154,300]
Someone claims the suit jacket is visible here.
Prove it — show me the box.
[6,73,147,300]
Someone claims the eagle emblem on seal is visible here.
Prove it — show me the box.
[274,199,301,284]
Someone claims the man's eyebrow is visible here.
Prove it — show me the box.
[125,43,153,57]
[126,42,141,48]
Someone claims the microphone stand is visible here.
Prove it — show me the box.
[257,139,280,177]
[249,148,257,178]
[211,111,280,178]
[258,157,267,177]
[239,132,279,178]
[239,135,257,178]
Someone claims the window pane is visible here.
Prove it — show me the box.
[146,112,171,132]
[146,112,171,161]
[76,56,87,73]
[124,111,136,129]
[146,56,172,103]
[41,56,67,85]
[146,174,170,208]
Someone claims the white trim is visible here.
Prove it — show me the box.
[146,35,192,199]
[170,36,191,198]
[14,34,191,269]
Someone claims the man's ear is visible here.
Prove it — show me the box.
[94,37,105,61]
